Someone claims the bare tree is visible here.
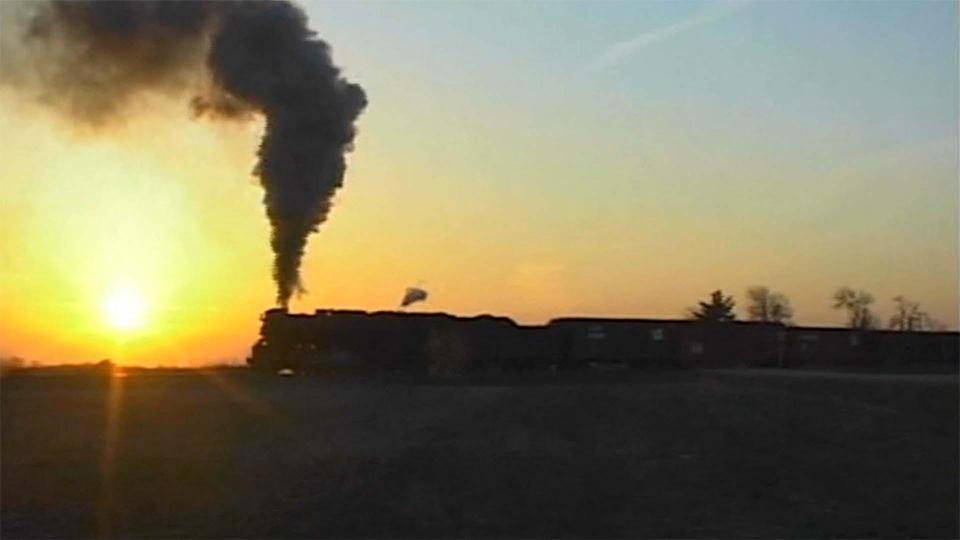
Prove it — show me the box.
[889,296,930,331]
[832,287,877,329]
[746,286,793,324]
[689,290,736,322]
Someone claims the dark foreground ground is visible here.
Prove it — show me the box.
[2,368,957,538]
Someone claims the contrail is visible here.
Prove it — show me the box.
[9,1,367,307]
[590,0,752,70]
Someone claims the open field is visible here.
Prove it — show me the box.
[2,368,957,538]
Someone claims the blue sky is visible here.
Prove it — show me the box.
[295,0,957,323]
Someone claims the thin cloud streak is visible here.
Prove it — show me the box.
[591,0,752,70]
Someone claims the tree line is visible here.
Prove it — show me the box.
[688,287,946,331]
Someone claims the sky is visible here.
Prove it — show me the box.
[0,0,957,365]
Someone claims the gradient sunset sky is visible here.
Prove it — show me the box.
[1,0,957,365]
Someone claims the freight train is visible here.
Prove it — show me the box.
[247,308,959,373]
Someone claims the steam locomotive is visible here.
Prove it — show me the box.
[248,308,959,374]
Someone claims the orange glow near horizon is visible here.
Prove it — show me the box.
[0,93,275,365]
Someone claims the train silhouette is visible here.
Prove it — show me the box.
[248,308,959,374]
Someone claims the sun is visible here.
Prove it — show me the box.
[102,286,146,331]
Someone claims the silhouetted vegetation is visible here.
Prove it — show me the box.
[745,286,793,324]
[689,290,736,322]
[888,295,938,331]
[832,287,878,329]
[0,356,26,375]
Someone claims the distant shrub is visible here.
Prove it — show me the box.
[0,356,26,375]
[96,359,114,369]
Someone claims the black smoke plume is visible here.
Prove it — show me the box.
[18,1,367,307]
[400,286,428,308]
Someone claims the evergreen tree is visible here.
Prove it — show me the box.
[689,290,736,322]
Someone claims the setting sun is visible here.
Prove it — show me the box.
[102,286,146,331]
